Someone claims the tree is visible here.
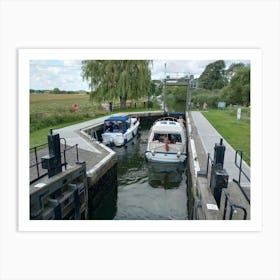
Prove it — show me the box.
[198,60,228,90]
[226,62,245,81]
[52,87,60,94]
[226,66,250,106]
[81,60,151,109]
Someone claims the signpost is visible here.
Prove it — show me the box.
[237,107,242,123]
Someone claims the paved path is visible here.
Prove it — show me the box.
[191,111,250,186]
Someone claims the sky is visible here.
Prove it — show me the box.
[30,59,250,91]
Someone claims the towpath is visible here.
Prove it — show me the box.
[190,111,250,186]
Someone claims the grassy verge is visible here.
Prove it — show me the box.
[202,108,250,165]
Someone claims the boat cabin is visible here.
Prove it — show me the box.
[103,116,129,134]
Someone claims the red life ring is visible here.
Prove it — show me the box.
[72,103,78,112]
[164,137,170,152]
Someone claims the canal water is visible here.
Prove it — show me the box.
[112,124,188,220]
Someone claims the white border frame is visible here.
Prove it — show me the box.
[19,48,262,231]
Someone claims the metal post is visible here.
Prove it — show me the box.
[188,85,192,111]
[41,129,62,178]
[163,63,167,113]
[210,138,228,207]
[186,81,189,112]
[214,138,226,168]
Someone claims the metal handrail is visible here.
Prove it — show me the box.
[197,152,213,177]
[233,150,250,204]
[221,150,250,219]
[235,150,250,184]
[30,142,48,184]
[30,138,80,184]
[222,189,247,220]
[62,144,80,170]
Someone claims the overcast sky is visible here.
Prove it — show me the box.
[30,59,250,91]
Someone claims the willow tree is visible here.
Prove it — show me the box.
[81,60,151,109]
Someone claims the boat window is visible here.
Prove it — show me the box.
[105,121,120,132]
[153,133,181,143]
[118,121,123,131]
[153,133,160,141]
[105,121,113,132]
[127,119,134,129]
[168,134,181,143]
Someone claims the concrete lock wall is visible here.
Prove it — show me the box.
[87,163,118,220]
[186,112,250,220]
[186,112,220,220]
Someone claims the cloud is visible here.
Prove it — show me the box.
[30,59,250,91]
[151,60,250,80]
[30,60,89,91]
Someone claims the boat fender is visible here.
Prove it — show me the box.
[164,137,170,152]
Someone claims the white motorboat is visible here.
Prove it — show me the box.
[102,116,140,147]
[145,117,187,163]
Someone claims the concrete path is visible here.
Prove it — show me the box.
[191,111,250,186]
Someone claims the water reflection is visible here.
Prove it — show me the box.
[147,162,186,189]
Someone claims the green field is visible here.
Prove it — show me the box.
[202,108,250,164]
[30,94,99,131]
[30,93,159,147]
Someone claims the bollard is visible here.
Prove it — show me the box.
[41,129,62,178]
[210,165,229,207]
[213,138,226,168]
[210,138,228,207]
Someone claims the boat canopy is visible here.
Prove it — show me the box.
[103,116,129,134]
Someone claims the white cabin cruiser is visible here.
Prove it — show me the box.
[102,116,140,147]
[145,117,187,163]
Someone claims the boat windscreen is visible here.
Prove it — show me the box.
[153,133,182,143]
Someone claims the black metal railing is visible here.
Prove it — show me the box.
[30,142,49,184]
[61,143,80,170]
[233,150,250,204]
[197,152,213,178]
[222,189,248,220]
[30,139,80,185]
[223,150,250,220]
[197,149,250,220]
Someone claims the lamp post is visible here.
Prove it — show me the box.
[163,63,167,113]
[185,74,194,111]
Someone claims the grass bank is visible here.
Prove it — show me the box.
[202,108,250,165]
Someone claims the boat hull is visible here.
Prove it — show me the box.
[145,150,187,163]
[102,120,139,147]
